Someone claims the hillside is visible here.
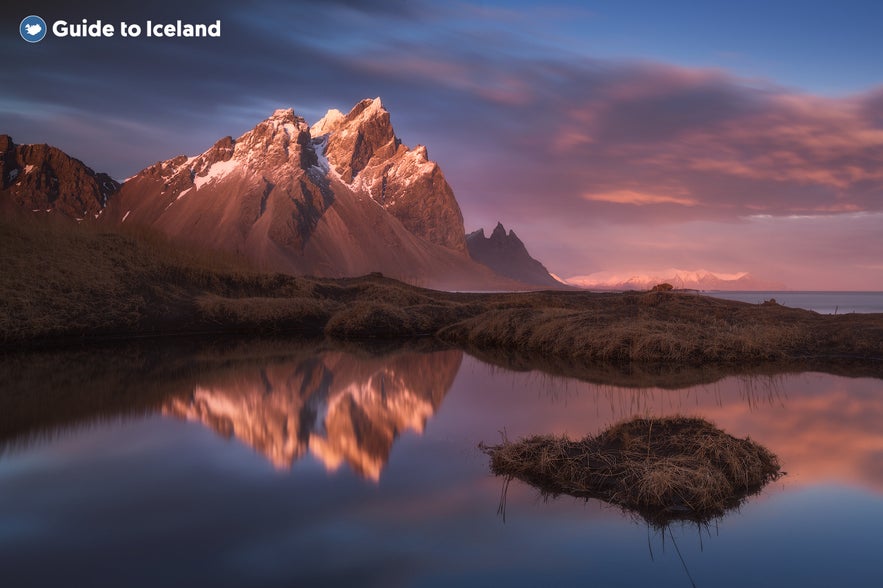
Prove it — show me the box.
[2,213,881,378]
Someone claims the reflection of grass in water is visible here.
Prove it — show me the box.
[470,353,791,421]
[482,416,783,527]
[0,341,205,452]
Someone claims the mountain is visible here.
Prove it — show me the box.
[0,135,119,219]
[566,269,787,291]
[163,349,462,480]
[313,99,466,253]
[101,98,519,290]
[466,222,565,288]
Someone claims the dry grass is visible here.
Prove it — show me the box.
[196,294,332,333]
[2,212,882,373]
[481,416,783,525]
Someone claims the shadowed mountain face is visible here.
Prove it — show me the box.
[162,348,463,480]
[0,135,119,219]
[100,99,515,290]
[467,222,565,288]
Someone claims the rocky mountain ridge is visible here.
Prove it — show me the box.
[0,134,119,219]
[467,222,564,288]
[100,99,522,289]
[1,99,561,291]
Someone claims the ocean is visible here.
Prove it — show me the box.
[705,291,883,314]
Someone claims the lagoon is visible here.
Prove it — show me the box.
[1,341,882,587]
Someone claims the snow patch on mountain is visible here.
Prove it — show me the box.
[193,158,241,189]
[311,108,344,137]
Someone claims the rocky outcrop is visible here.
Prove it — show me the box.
[0,134,119,219]
[467,222,565,288]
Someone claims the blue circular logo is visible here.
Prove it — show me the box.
[20,15,47,43]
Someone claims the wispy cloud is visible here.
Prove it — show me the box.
[583,190,698,206]
[3,1,882,287]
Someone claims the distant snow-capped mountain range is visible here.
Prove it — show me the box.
[566,269,786,291]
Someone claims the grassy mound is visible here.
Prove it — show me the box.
[481,416,782,525]
[324,302,419,338]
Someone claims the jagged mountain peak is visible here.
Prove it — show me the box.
[311,108,345,137]
[467,222,564,288]
[145,107,316,190]
[348,96,384,116]
[320,98,398,183]
[490,221,508,239]
[309,98,466,253]
[235,109,314,170]
[312,98,388,141]
[269,107,297,121]
[484,222,524,245]
[0,134,119,219]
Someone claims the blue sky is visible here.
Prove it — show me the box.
[3,1,883,288]
[516,0,883,96]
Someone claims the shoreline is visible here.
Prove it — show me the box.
[2,217,882,370]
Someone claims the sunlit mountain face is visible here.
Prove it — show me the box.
[97,99,523,290]
[163,349,463,480]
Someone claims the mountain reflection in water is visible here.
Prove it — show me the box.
[162,349,461,479]
[3,340,883,587]
[2,340,883,492]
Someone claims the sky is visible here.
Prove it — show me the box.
[3,0,883,289]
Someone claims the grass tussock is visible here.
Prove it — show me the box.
[197,294,333,333]
[481,416,782,525]
[324,302,420,338]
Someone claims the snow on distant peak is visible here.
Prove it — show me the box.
[364,96,383,112]
[270,108,295,119]
[311,108,345,138]
[193,158,242,189]
[565,268,774,291]
[257,108,308,142]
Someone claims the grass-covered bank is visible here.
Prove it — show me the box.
[2,213,882,370]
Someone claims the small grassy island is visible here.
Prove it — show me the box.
[481,416,783,525]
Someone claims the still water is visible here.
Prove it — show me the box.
[705,291,883,314]
[1,341,882,587]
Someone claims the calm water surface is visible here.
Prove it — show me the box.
[1,342,882,587]
[706,291,883,314]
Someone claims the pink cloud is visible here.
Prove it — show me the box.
[583,189,698,206]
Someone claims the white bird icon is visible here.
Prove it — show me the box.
[24,23,42,36]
